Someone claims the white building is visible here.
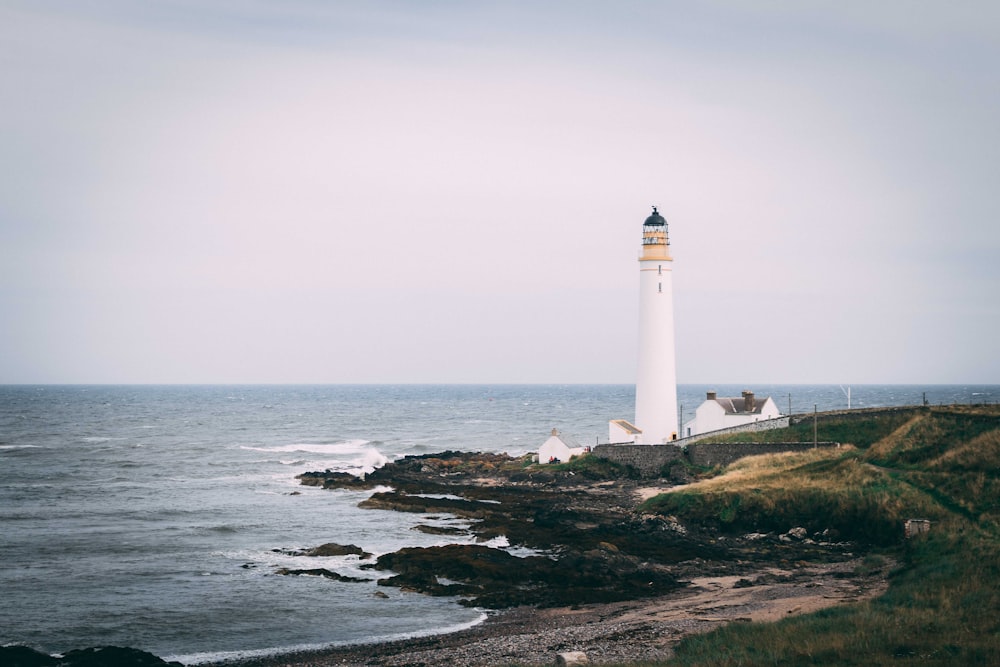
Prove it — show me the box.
[539,429,587,464]
[681,390,782,437]
[609,207,679,444]
[608,418,642,444]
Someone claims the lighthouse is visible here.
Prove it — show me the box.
[633,206,678,443]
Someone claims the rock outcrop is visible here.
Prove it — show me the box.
[295,452,852,610]
[0,646,182,667]
[368,543,680,608]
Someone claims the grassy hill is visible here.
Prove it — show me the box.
[637,405,1000,666]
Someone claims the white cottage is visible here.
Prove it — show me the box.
[608,419,642,444]
[682,390,781,437]
[539,429,587,464]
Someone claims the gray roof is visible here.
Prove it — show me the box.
[713,396,771,415]
[550,431,584,449]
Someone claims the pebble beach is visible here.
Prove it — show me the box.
[216,557,889,667]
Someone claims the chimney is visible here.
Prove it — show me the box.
[706,391,717,401]
[551,428,558,436]
[742,390,756,412]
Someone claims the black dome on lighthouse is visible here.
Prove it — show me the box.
[644,206,666,226]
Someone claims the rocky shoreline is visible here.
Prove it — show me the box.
[5,451,890,667]
[215,451,887,666]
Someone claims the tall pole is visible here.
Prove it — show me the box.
[839,385,851,410]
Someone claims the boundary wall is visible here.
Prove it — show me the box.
[678,416,789,444]
[591,443,684,476]
[788,405,926,426]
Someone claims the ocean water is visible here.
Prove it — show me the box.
[1,384,996,662]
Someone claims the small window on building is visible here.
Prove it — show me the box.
[658,265,662,275]
[658,282,662,293]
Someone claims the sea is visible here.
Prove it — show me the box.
[1,384,996,663]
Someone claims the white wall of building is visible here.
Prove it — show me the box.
[539,434,585,463]
[689,396,782,436]
[757,397,781,420]
[608,419,640,444]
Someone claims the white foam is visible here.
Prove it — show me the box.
[481,535,510,549]
[412,493,466,501]
[343,449,389,474]
[240,439,371,455]
[169,612,489,665]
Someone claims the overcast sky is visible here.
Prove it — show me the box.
[1,1,997,384]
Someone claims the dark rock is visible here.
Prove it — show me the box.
[306,543,372,558]
[358,492,491,518]
[58,646,182,667]
[272,543,372,559]
[0,646,59,667]
[0,646,182,667]
[275,567,368,583]
[294,450,853,613]
[412,524,470,536]
[296,471,373,490]
[373,544,680,608]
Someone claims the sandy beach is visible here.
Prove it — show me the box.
[217,556,888,667]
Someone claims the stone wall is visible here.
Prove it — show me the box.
[591,443,684,477]
[679,416,790,444]
[788,405,925,426]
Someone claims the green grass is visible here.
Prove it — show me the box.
[640,447,945,545]
[659,529,1000,666]
[699,408,922,448]
[632,405,1000,666]
[541,453,640,480]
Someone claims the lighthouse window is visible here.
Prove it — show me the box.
[658,282,662,293]
[658,265,662,275]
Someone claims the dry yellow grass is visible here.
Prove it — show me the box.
[644,440,945,544]
[671,446,857,494]
[863,414,931,461]
[927,428,1000,470]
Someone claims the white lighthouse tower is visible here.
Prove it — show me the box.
[633,206,678,443]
